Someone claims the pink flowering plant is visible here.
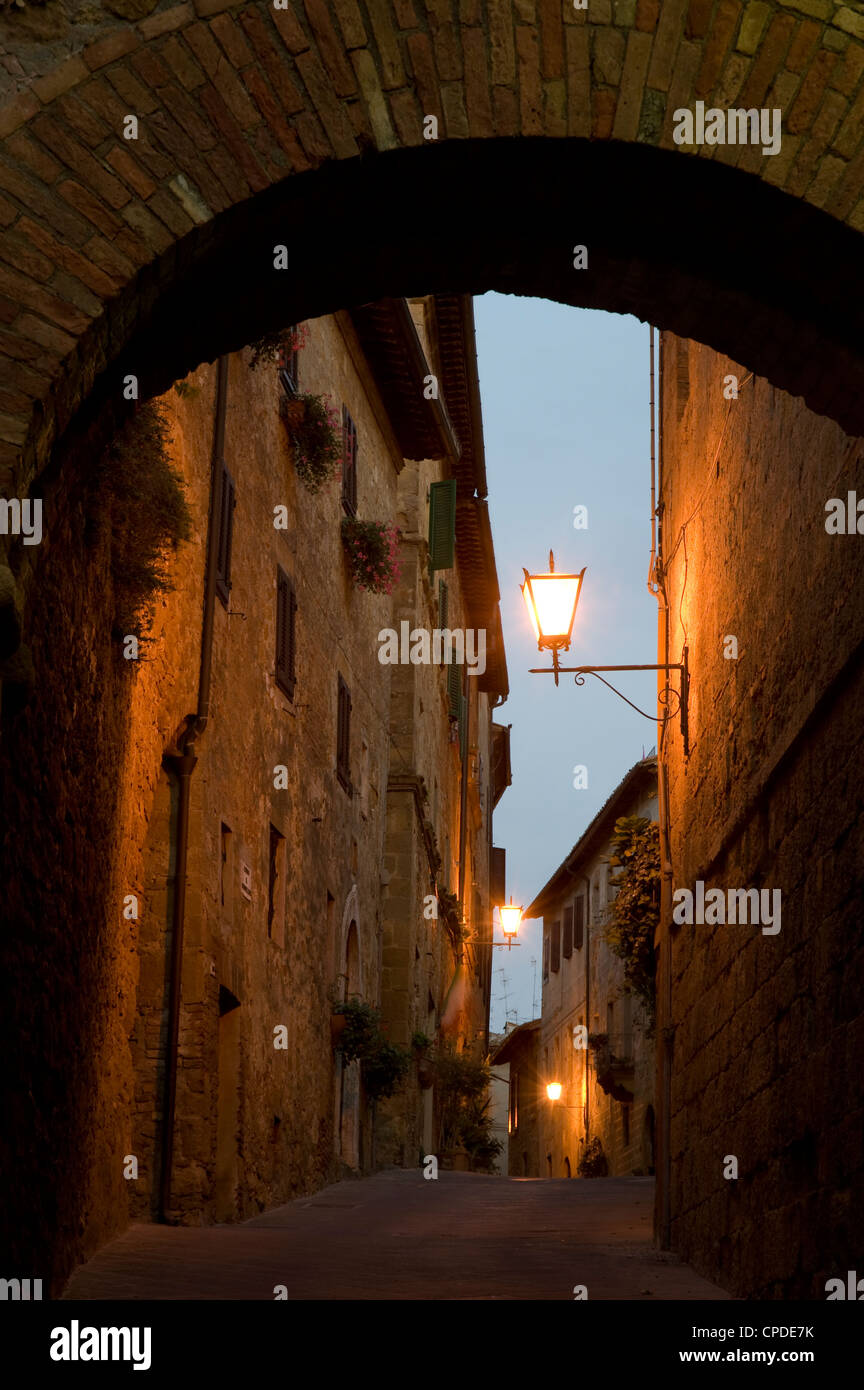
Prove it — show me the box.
[282,392,342,493]
[248,322,310,371]
[341,518,402,595]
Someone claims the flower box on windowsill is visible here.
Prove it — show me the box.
[279,395,307,430]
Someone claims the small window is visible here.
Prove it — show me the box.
[550,920,561,974]
[267,824,285,945]
[215,462,235,606]
[574,895,585,951]
[278,324,299,396]
[542,932,550,982]
[341,407,357,516]
[562,903,574,959]
[275,567,297,700]
[336,674,352,793]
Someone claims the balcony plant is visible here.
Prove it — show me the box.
[341,518,402,595]
[248,322,309,371]
[281,392,342,493]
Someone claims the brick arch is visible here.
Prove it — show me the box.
[1,0,864,504]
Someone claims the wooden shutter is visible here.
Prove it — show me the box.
[574,895,585,951]
[458,691,468,761]
[341,407,357,516]
[563,903,574,959]
[447,658,461,718]
[337,675,352,792]
[490,846,506,905]
[551,920,561,973]
[276,567,296,699]
[215,462,235,606]
[543,934,550,982]
[438,579,449,628]
[428,479,456,571]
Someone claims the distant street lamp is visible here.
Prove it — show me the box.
[461,897,523,951]
[522,550,689,755]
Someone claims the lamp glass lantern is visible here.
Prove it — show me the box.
[498,899,523,943]
[546,1082,563,1102]
[521,550,585,654]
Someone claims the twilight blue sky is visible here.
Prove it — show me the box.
[474,295,657,1033]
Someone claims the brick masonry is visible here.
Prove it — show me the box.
[0,1,862,511]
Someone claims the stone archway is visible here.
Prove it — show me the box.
[2,0,864,1300]
[0,0,863,508]
[0,4,863,661]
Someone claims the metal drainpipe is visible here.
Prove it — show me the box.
[158,354,229,1223]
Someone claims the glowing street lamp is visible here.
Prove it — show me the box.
[498,898,523,948]
[522,550,690,753]
[461,896,523,951]
[521,550,585,684]
[546,1082,563,1102]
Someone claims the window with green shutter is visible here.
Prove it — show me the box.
[438,579,448,627]
[447,659,461,719]
[428,478,456,572]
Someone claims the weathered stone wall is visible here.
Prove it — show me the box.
[539,782,657,1180]
[376,419,496,1167]
[129,313,404,1224]
[659,333,864,1298]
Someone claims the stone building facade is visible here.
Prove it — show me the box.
[491,1019,542,1179]
[656,333,864,1298]
[131,293,510,1221]
[0,292,510,1288]
[526,757,657,1181]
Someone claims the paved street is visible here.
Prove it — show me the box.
[63,1171,729,1300]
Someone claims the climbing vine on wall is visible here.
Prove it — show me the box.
[604,816,660,1027]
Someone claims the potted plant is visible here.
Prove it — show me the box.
[330,997,410,1101]
[434,1047,501,1172]
[341,518,402,595]
[331,997,379,1058]
[577,1136,609,1178]
[412,1032,435,1089]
